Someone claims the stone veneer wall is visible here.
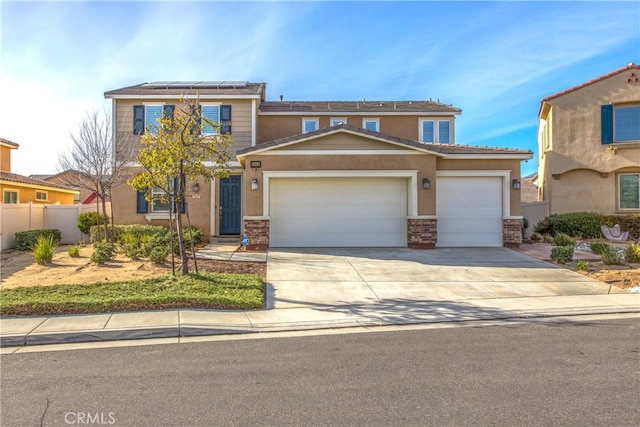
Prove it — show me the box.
[407,218,437,249]
[503,218,523,248]
[244,219,269,251]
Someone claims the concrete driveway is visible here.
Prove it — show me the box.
[266,247,624,308]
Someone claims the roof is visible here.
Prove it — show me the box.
[0,171,79,192]
[0,138,19,148]
[259,100,461,114]
[104,81,266,98]
[237,123,531,159]
[29,174,54,180]
[540,63,639,103]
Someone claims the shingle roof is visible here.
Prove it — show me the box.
[541,63,639,103]
[104,81,266,98]
[259,100,461,114]
[0,172,78,191]
[0,138,19,148]
[236,124,531,158]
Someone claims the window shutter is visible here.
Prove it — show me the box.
[136,190,148,213]
[163,105,175,120]
[601,104,613,144]
[133,105,145,135]
[221,105,232,134]
[439,121,451,144]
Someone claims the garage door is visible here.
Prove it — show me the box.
[270,178,407,247]
[437,176,503,247]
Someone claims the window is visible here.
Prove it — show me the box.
[202,105,220,135]
[35,191,47,201]
[619,173,640,210]
[302,118,319,133]
[3,190,18,204]
[135,178,185,214]
[420,119,452,144]
[363,119,379,132]
[602,104,640,143]
[151,186,170,212]
[133,104,174,135]
[331,118,347,126]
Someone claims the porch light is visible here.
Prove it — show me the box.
[512,179,521,190]
[422,178,431,190]
[251,178,259,191]
[192,182,200,193]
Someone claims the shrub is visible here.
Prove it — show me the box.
[91,242,116,264]
[77,212,109,235]
[68,245,80,257]
[602,252,624,265]
[33,235,58,265]
[550,246,574,264]
[553,233,576,247]
[182,227,203,246]
[534,212,609,238]
[529,232,542,242]
[589,242,616,257]
[14,229,61,251]
[625,243,640,263]
[89,224,120,243]
[576,260,589,271]
[149,246,170,264]
[543,234,554,244]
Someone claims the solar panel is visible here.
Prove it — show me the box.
[142,81,249,89]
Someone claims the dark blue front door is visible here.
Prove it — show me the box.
[220,176,241,235]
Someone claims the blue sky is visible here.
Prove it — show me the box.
[1,1,638,177]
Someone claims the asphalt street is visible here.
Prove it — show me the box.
[1,316,639,426]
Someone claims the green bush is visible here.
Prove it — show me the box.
[602,252,624,265]
[534,212,609,238]
[553,233,576,247]
[576,260,589,271]
[33,235,58,265]
[625,243,640,263]
[149,246,170,264]
[550,246,574,264]
[542,234,554,244]
[529,232,542,241]
[14,229,61,251]
[77,212,109,235]
[89,224,120,243]
[589,242,616,256]
[90,242,116,264]
[68,245,80,257]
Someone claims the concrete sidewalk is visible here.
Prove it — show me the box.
[1,245,639,348]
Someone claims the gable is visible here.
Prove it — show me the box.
[270,132,417,153]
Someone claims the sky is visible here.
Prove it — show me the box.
[0,0,638,178]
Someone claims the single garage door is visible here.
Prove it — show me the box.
[270,177,407,247]
[437,176,503,247]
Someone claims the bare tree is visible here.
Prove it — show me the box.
[58,108,133,241]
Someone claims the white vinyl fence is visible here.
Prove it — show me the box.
[521,201,549,237]
[0,202,111,250]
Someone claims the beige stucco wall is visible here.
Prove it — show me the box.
[539,69,640,213]
[114,98,254,162]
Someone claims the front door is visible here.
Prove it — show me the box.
[219,176,241,235]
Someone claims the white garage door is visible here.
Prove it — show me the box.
[270,178,407,247]
[437,176,503,247]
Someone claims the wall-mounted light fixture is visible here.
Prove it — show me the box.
[422,178,431,190]
[512,179,521,190]
[192,182,200,193]
[251,178,259,191]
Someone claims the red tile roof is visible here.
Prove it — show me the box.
[0,138,19,148]
[0,171,78,191]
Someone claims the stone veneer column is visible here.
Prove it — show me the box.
[244,219,269,251]
[503,218,523,248]
[407,218,437,249]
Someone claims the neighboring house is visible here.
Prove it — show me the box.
[105,81,532,249]
[34,170,107,205]
[537,63,640,214]
[0,138,79,205]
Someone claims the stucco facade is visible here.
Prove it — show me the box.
[538,63,640,214]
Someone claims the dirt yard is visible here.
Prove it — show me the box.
[0,243,637,290]
[0,245,266,289]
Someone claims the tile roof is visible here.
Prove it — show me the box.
[236,123,531,158]
[259,100,461,114]
[0,138,19,148]
[0,172,78,191]
[104,81,266,98]
[541,63,639,103]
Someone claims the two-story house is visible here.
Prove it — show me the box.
[105,81,531,249]
[537,63,640,215]
[0,138,79,205]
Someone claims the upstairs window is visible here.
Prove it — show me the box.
[133,104,174,135]
[619,173,640,210]
[363,118,379,132]
[35,191,47,201]
[602,104,640,143]
[3,190,18,204]
[420,119,451,144]
[302,118,319,133]
[331,118,347,126]
[202,105,220,135]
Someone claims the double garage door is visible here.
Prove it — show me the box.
[269,178,407,247]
